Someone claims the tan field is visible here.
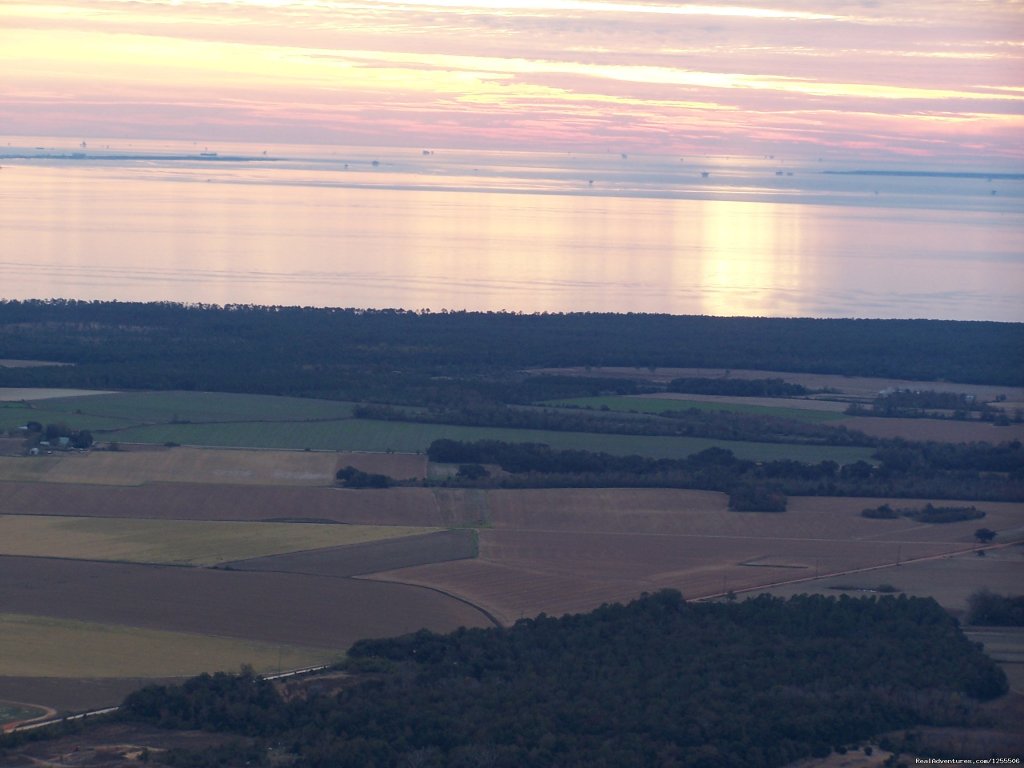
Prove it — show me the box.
[0,446,427,486]
[0,387,110,400]
[0,515,436,567]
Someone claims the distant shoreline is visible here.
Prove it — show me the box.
[0,153,275,163]
[824,169,1024,180]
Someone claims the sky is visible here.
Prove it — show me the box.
[2,0,1023,162]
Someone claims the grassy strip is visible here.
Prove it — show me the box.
[0,613,339,678]
[109,419,874,464]
[546,395,846,423]
[0,516,437,567]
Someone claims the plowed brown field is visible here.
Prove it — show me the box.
[370,489,1024,625]
[0,556,492,649]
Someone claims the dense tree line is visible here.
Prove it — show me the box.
[2,302,1021,397]
[426,439,1024,501]
[109,592,1005,768]
[861,503,985,524]
[845,390,1019,422]
[966,590,1024,626]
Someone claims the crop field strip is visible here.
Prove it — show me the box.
[0,612,336,678]
[0,482,484,526]
[224,529,478,578]
[0,446,431,486]
[105,418,875,463]
[0,556,493,651]
[0,515,437,566]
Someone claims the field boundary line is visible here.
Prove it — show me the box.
[358,574,503,628]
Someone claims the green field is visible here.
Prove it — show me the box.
[110,418,874,464]
[0,516,437,566]
[546,395,846,423]
[0,613,338,678]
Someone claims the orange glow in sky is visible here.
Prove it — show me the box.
[2,0,1022,160]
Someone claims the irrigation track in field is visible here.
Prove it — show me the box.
[697,538,1024,601]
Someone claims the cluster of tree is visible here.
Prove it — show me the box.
[355,402,874,446]
[966,589,1024,626]
[427,439,1024,502]
[861,503,986,524]
[667,377,812,397]
[728,482,787,512]
[22,421,93,449]
[1,302,1021,401]
[335,465,393,488]
[108,591,1006,768]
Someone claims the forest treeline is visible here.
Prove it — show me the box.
[93,592,1006,768]
[427,438,1024,502]
[1,301,1022,398]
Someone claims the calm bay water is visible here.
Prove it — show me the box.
[2,137,1022,321]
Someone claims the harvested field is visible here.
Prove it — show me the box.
[832,416,1024,443]
[535,367,1024,402]
[0,613,336,678]
[0,515,435,566]
[0,556,493,650]
[0,447,427,486]
[370,490,1024,625]
[226,529,477,578]
[0,483,485,526]
[0,388,110,401]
